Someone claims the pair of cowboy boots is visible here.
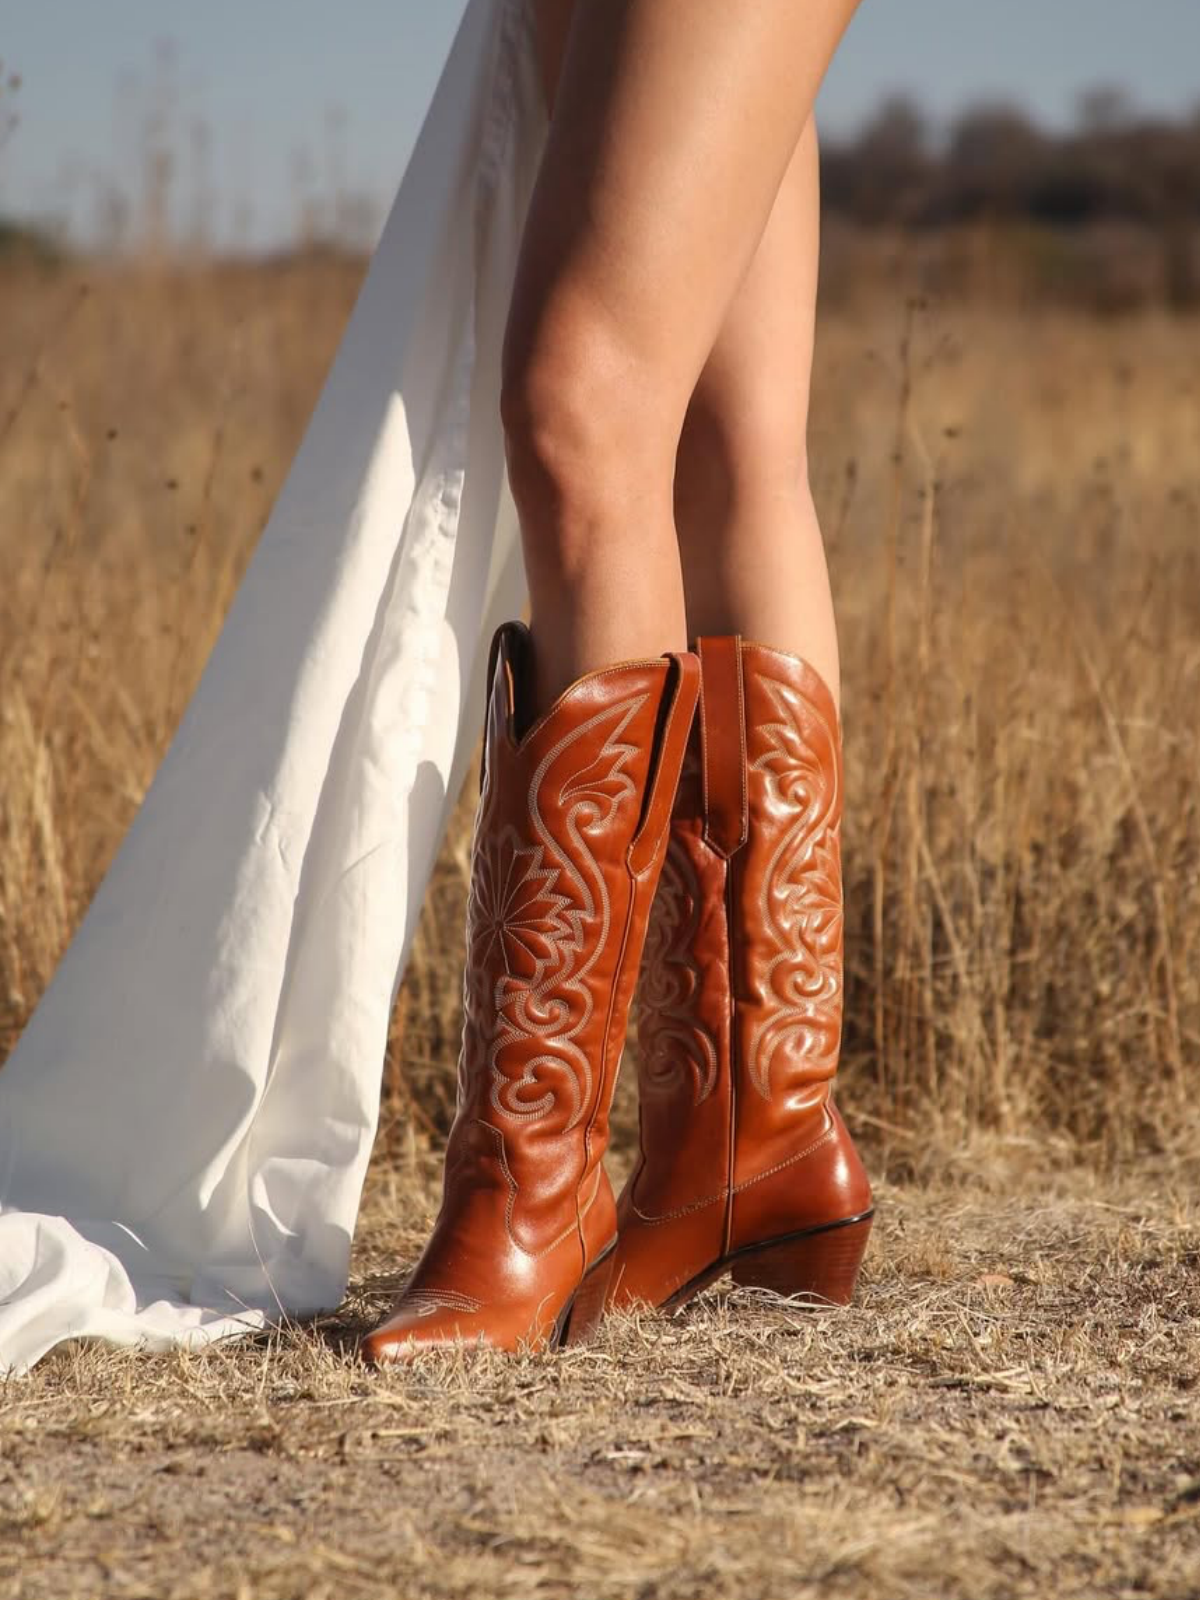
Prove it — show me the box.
[363,624,872,1361]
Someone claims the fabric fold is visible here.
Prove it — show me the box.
[0,0,545,1375]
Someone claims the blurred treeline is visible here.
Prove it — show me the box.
[819,90,1200,312]
[2,60,1198,311]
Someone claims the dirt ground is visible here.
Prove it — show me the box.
[3,1146,1198,1600]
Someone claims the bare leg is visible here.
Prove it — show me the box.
[506,0,862,711]
[674,116,840,701]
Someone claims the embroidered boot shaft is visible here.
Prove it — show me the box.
[363,621,699,1359]
[610,635,873,1312]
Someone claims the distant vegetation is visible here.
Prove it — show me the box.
[0,63,1197,308]
[0,218,63,264]
[819,91,1200,311]
[824,90,1200,228]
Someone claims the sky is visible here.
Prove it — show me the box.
[2,0,1197,249]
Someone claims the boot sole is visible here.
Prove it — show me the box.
[660,1210,875,1314]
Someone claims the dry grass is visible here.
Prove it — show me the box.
[2,253,1199,1597]
[3,258,1197,1159]
[2,1153,1198,1600]
[400,285,1200,1170]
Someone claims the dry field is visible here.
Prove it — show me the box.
[1,253,1199,1598]
[2,1160,1198,1600]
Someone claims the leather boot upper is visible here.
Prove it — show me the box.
[364,622,699,1356]
[612,636,872,1309]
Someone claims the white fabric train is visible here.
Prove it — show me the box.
[0,0,545,1375]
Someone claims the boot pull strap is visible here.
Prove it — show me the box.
[698,634,749,859]
[628,651,701,879]
[478,621,532,795]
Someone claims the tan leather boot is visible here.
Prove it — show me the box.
[363,621,699,1360]
[609,634,873,1313]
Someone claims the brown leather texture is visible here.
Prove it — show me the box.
[363,621,700,1359]
[611,636,872,1311]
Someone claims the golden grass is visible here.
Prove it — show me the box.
[822,298,1200,1159]
[2,255,1199,1597]
[2,1153,1198,1599]
[3,259,1198,1157]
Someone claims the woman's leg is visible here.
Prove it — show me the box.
[598,114,873,1321]
[673,115,840,701]
[507,0,862,711]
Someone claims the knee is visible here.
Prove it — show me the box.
[500,290,676,544]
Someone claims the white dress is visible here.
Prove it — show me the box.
[0,0,545,1375]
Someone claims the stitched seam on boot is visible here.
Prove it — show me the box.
[578,883,637,1265]
[509,663,666,752]
[744,672,842,1102]
[401,1288,484,1316]
[635,833,720,1107]
[630,1187,725,1225]
[488,697,644,1130]
[734,641,748,847]
[482,1120,604,1259]
[722,851,738,1257]
[730,1120,836,1195]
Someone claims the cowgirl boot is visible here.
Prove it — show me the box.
[609,634,873,1312]
[363,621,699,1359]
